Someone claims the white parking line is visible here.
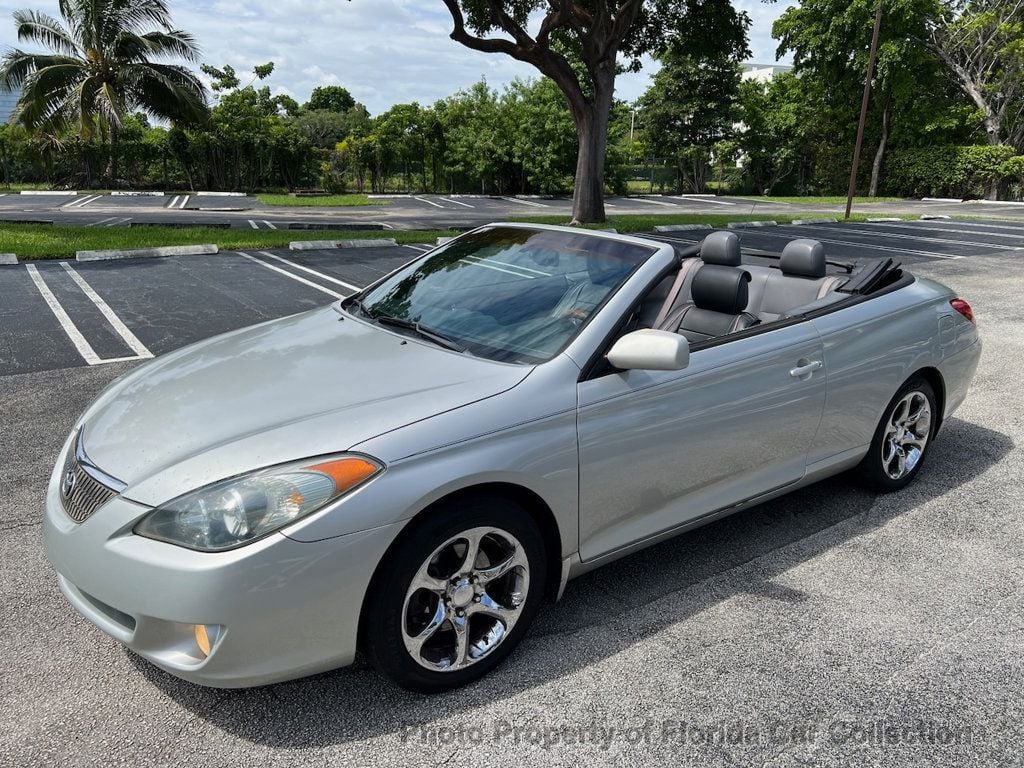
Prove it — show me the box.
[462,254,548,277]
[87,217,118,227]
[445,197,475,208]
[740,229,965,259]
[59,263,153,359]
[237,252,344,299]
[459,257,537,278]
[257,251,361,292]
[403,244,431,252]
[861,221,1024,241]
[631,197,681,207]
[414,196,445,209]
[500,197,550,208]
[248,219,260,229]
[780,223,1022,251]
[62,194,102,209]
[25,265,101,365]
[167,195,181,209]
[911,220,1024,235]
[263,220,278,230]
[669,195,736,206]
[104,217,131,227]
[177,194,190,209]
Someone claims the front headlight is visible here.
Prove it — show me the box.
[134,455,383,552]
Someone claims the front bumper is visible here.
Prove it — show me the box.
[43,451,401,688]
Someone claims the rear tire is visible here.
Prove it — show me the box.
[363,494,547,692]
[856,377,937,492]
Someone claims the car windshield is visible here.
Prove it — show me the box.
[350,227,656,364]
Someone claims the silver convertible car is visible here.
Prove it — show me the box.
[45,223,981,692]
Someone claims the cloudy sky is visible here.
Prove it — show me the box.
[0,0,796,113]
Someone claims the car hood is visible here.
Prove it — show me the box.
[78,306,531,506]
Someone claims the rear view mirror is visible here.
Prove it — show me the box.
[606,329,690,371]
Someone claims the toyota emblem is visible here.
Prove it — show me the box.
[62,466,77,497]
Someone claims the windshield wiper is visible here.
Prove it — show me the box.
[372,314,468,353]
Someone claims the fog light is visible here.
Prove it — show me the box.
[194,624,220,657]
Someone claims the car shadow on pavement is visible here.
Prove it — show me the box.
[129,416,1012,747]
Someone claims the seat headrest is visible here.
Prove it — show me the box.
[691,265,751,315]
[700,231,741,267]
[780,239,826,278]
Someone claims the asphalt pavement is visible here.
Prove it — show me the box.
[3,190,1024,231]
[0,221,1021,766]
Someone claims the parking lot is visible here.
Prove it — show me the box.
[3,189,1024,231]
[1,219,1022,766]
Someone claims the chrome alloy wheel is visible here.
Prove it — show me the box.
[401,526,529,672]
[881,390,932,480]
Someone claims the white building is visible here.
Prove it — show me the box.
[740,63,793,84]
[0,88,20,123]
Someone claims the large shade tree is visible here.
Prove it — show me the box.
[429,0,749,223]
[0,0,208,186]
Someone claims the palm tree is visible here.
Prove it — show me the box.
[0,0,208,187]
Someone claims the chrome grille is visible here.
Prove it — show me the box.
[59,440,121,523]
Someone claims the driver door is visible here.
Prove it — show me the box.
[576,322,826,561]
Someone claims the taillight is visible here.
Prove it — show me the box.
[950,298,975,324]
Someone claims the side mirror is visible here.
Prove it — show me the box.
[606,329,690,371]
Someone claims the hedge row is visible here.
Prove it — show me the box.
[883,145,1022,199]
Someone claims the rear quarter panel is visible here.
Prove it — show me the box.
[808,276,975,465]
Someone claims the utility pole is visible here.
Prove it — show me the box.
[845,0,884,220]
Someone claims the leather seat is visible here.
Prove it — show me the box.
[662,265,759,343]
[651,231,742,328]
[745,239,846,322]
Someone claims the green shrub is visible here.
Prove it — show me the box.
[883,145,1018,198]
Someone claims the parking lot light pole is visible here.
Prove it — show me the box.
[845,0,884,220]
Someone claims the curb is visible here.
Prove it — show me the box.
[727,220,778,229]
[0,253,18,265]
[77,244,219,262]
[1,218,53,225]
[196,191,247,197]
[978,199,1024,207]
[867,217,904,222]
[195,206,247,212]
[791,217,837,225]
[920,214,951,221]
[922,197,962,203]
[289,238,398,251]
[130,221,232,229]
[653,223,713,232]
[20,190,77,195]
[111,190,165,196]
[286,222,386,231]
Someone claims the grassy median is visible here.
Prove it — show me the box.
[0,224,458,260]
[254,193,386,207]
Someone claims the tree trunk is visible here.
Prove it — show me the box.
[110,126,119,189]
[868,103,890,198]
[568,70,614,224]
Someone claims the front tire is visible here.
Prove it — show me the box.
[856,377,937,492]
[363,495,548,692]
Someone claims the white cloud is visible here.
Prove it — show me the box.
[0,0,797,112]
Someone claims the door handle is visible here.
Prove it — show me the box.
[789,359,823,378]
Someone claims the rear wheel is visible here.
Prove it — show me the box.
[857,377,937,492]
[363,495,547,692]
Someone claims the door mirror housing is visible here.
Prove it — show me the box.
[606,329,690,371]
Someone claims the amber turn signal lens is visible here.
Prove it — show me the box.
[307,457,380,493]
[195,624,212,657]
